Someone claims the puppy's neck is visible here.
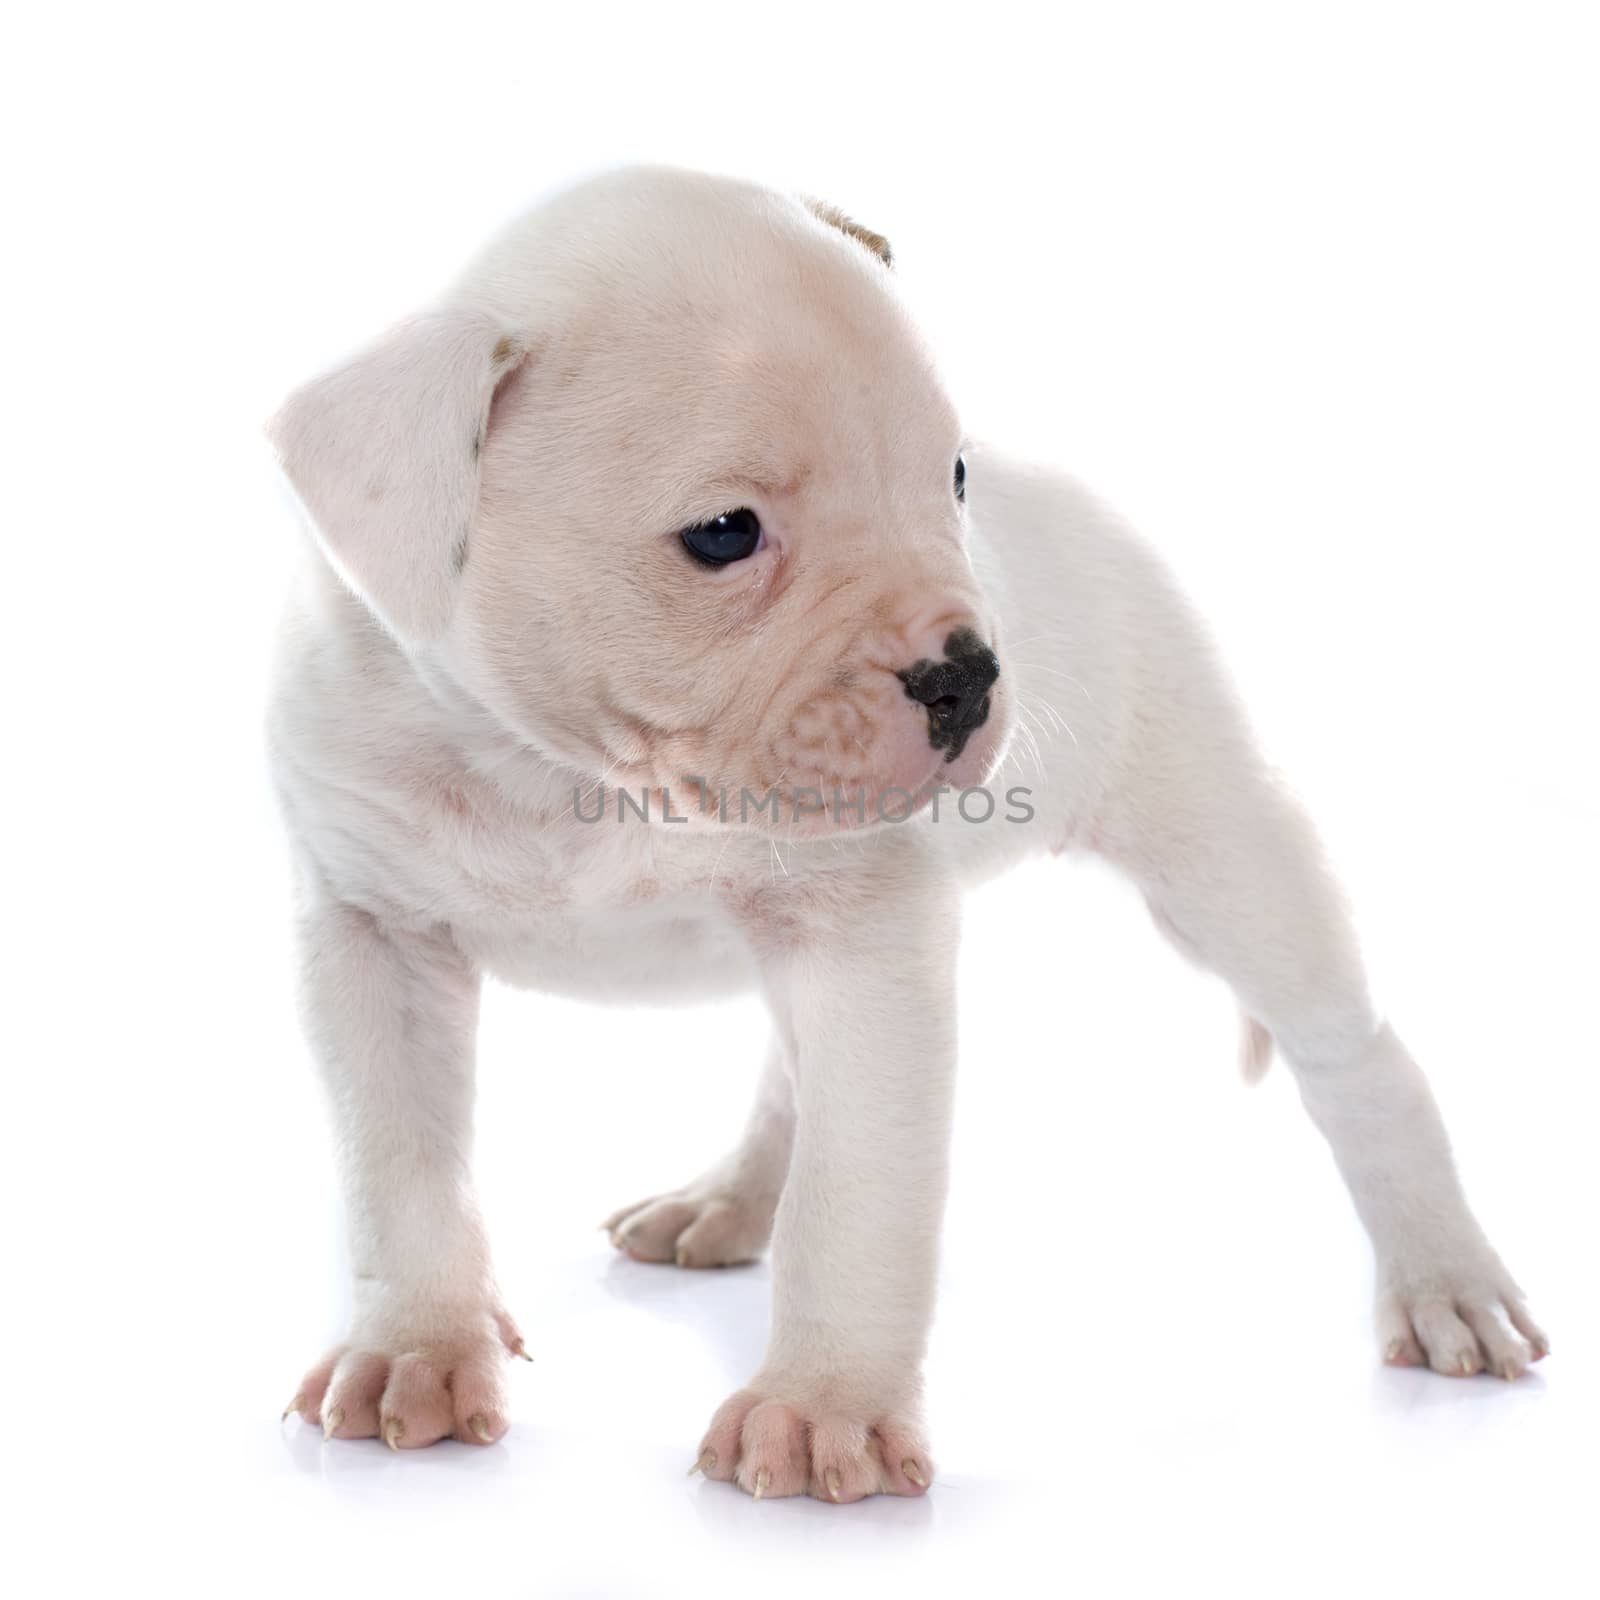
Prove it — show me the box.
[412,653,595,821]
[302,551,591,823]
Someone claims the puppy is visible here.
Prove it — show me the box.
[267,164,1546,1500]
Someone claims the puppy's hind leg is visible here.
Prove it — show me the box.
[1101,722,1547,1380]
[604,1036,794,1268]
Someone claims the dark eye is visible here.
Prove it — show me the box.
[681,508,763,566]
[953,454,966,503]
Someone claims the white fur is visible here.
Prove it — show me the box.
[266,164,1545,1497]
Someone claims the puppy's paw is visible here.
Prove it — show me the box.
[1376,1255,1548,1381]
[283,1304,529,1447]
[692,1383,931,1503]
[603,1182,776,1268]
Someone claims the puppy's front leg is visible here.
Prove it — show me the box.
[284,896,525,1447]
[697,855,958,1502]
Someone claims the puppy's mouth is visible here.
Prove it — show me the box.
[673,702,1012,836]
[563,660,1013,835]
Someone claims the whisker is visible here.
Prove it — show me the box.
[1010,659,1094,702]
[706,827,737,895]
[1016,687,1079,749]
[1010,714,1046,783]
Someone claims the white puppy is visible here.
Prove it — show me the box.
[267,164,1546,1501]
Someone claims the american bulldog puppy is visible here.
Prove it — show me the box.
[267,164,1546,1502]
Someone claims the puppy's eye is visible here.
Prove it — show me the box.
[953,454,966,503]
[681,508,763,566]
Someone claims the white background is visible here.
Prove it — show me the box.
[6,3,1596,1596]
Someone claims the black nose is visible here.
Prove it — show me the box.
[897,626,1000,763]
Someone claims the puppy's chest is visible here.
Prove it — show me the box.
[412,780,761,1000]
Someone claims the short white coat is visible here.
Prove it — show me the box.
[267,164,1544,1500]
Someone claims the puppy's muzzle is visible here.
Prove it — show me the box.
[897,627,1000,762]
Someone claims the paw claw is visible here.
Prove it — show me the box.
[705,1388,928,1504]
[689,1449,715,1477]
[468,1414,494,1445]
[299,1321,513,1452]
[282,1395,302,1422]
[1382,1271,1547,1387]
[510,1340,534,1363]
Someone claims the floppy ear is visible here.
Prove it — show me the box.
[802,196,893,268]
[267,310,526,643]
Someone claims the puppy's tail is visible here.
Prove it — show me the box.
[1239,1013,1274,1085]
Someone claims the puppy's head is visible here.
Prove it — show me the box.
[269,165,1011,833]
